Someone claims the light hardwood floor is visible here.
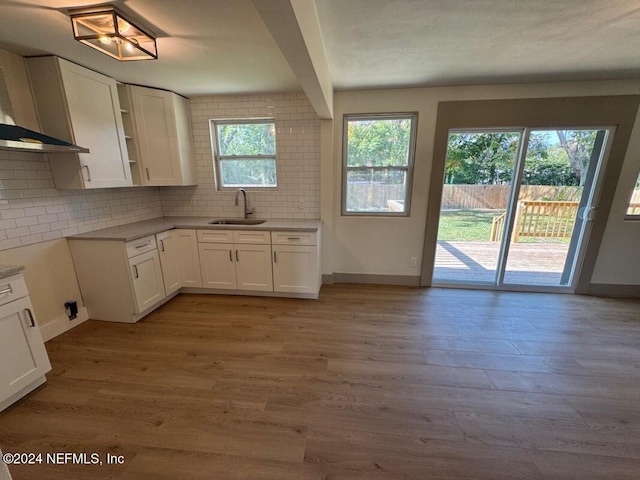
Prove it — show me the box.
[1,284,640,479]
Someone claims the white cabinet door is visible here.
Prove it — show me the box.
[58,59,132,188]
[129,250,166,313]
[235,244,273,292]
[272,245,318,294]
[131,86,181,185]
[199,243,237,290]
[157,231,180,295]
[0,297,51,403]
[175,229,202,287]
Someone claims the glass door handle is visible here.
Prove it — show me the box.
[579,206,597,221]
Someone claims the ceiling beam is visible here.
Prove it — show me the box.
[252,0,333,119]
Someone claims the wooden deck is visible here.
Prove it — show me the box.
[434,240,570,285]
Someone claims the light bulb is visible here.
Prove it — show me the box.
[125,41,134,52]
[98,36,112,45]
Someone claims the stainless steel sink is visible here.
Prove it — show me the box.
[208,218,266,225]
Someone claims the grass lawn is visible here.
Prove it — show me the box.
[438,209,572,243]
[437,209,498,241]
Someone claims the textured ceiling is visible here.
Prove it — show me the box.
[0,0,639,97]
[315,0,640,89]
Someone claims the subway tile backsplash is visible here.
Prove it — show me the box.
[0,93,320,251]
[160,92,321,220]
[0,150,163,251]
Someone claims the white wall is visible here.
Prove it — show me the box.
[323,80,640,286]
[160,93,321,219]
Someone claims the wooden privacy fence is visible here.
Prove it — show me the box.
[442,185,583,209]
[491,201,579,242]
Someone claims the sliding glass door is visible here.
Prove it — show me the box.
[433,127,611,290]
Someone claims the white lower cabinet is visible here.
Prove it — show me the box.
[129,249,166,313]
[69,235,172,323]
[272,245,318,294]
[235,244,273,292]
[199,242,237,289]
[157,230,181,295]
[69,226,320,323]
[174,229,202,288]
[0,274,52,412]
[198,230,273,292]
[272,231,320,295]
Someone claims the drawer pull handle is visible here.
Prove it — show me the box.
[160,239,165,252]
[83,165,92,182]
[235,250,239,262]
[24,308,36,328]
[135,243,149,249]
[133,265,139,278]
[273,251,277,263]
[229,249,233,262]
[0,285,13,295]
[146,168,150,180]
[287,237,301,240]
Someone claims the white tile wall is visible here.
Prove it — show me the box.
[0,92,320,252]
[160,92,321,219]
[0,150,163,251]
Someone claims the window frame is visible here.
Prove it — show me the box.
[210,118,278,190]
[341,112,418,216]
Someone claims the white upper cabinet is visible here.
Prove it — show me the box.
[124,84,196,186]
[26,56,132,189]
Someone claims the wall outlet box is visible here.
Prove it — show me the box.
[299,199,304,209]
[409,256,418,267]
[64,301,78,320]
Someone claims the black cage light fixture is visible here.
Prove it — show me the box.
[69,6,157,61]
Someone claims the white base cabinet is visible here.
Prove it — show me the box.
[197,230,273,292]
[69,236,171,323]
[273,245,318,294]
[174,230,202,288]
[0,273,51,412]
[69,226,320,324]
[130,249,166,313]
[272,231,320,295]
[157,230,181,295]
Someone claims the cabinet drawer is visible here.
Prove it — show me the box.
[271,231,317,246]
[233,230,270,245]
[125,235,157,258]
[0,274,29,306]
[197,230,234,243]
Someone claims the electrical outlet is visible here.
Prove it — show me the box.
[409,256,417,267]
[298,199,304,209]
[190,198,197,206]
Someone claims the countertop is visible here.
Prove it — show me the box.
[68,217,322,242]
[0,264,24,279]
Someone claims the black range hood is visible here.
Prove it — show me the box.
[0,123,89,153]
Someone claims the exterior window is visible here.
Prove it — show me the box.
[342,114,417,215]
[627,170,640,217]
[211,119,277,189]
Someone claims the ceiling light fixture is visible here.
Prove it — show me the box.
[69,6,157,61]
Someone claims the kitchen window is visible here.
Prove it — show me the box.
[342,113,417,215]
[211,119,277,189]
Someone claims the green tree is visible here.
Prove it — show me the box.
[445,133,519,184]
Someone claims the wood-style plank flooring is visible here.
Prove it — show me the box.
[1,284,640,479]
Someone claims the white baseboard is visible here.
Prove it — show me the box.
[39,306,89,342]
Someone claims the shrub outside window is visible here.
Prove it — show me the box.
[342,113,417,215]
[211,119,277,189]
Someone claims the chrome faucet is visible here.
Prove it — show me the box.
[235,188,254,219]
